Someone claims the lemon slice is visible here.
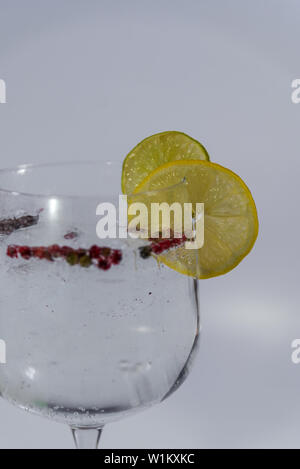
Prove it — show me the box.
[134,160,258,279]
[122,131,209,194]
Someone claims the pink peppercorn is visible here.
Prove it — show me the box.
[61,246,73,257]
[111,249,122,265]
[7,245,18,258]
[48,244,61,258]
[31,247,45,259]
[18,246,32,260]
[89,245,101,259]
[42,249,54,262]
[98,257,111,271]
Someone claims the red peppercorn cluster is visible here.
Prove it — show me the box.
[6,244,122,271]
[0,214,40,235]
[151,236,187,254]
[139,235,187,259]
[7,235,186,269]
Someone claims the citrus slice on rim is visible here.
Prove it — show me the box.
[122,131,209,194]
[133,160,258,279]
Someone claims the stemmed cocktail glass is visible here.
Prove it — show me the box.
[0,162,200,449]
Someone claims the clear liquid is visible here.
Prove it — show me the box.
[0,228,199,427]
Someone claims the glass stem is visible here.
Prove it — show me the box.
[71,427,104,449]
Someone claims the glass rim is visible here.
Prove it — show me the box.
[0,160,187,200]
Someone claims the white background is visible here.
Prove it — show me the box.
[0,0,299,448]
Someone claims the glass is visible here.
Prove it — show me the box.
[0,162,200,449]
